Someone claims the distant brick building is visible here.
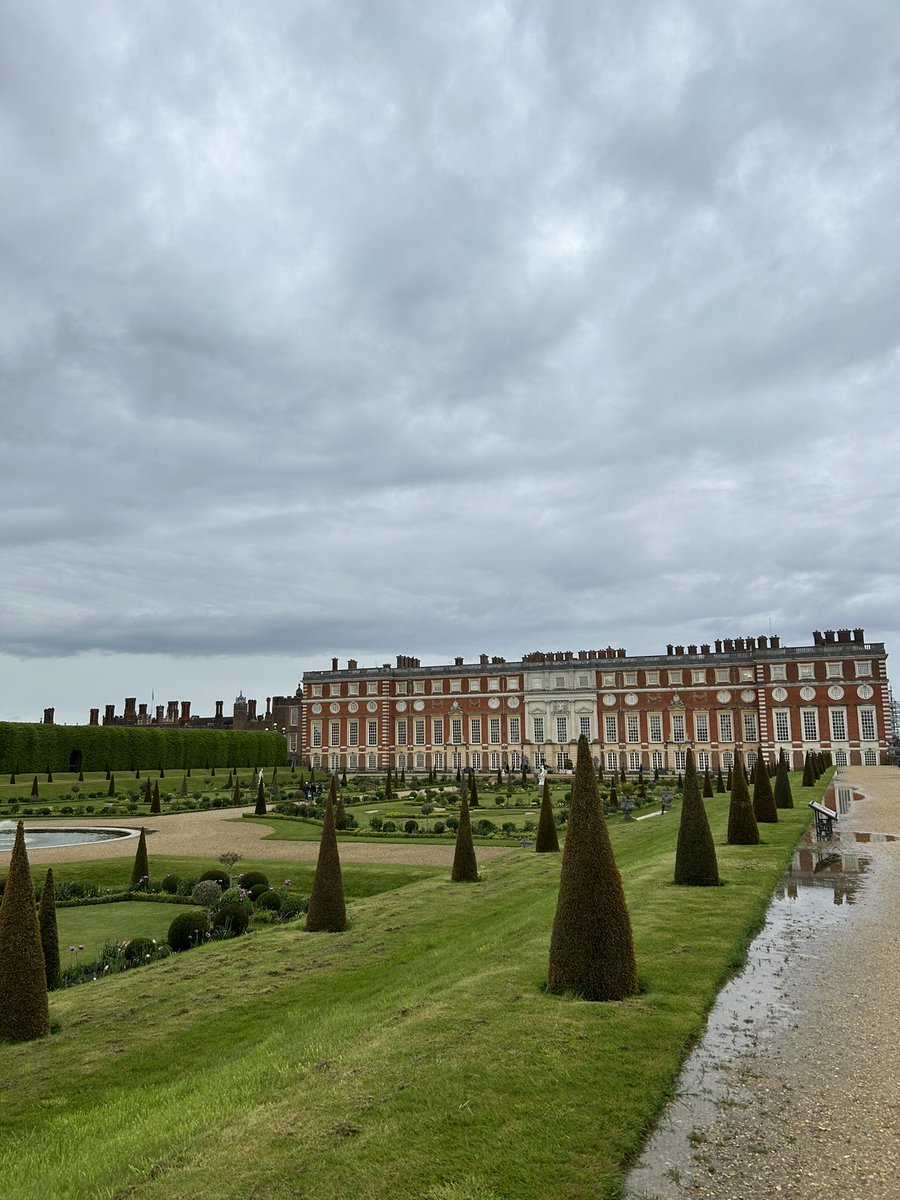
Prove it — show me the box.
[302,629,890,774]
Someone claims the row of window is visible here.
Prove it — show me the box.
[533,708,879,745]
[309,716,523,748]
[309,676,522,699]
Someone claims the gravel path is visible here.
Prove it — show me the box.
[0,807,514,869]
[677,767,900,1200]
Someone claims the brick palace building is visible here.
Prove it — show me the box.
[300,628,891,776]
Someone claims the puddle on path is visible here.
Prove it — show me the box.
[623,834,879,1200]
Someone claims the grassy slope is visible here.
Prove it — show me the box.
[57,902,178,959]
[0,786,820,1200]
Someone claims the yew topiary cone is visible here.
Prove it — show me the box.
[702,767,714,798]
[535,778,559,853]
[130,827,149,889]
[716,766,726,794]
[38,868,60,990]
[801,752,815,787]
[547,735,637,1001]
[727,753,759,845]
[255,780,266,816]
[451,790,478,882]
[150,781,161,815]
[674,749,719,887]
[774,749,795,809]
[752,746,778,823]
[0,823,50,1041]
[305,777,346,931]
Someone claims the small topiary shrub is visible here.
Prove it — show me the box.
[161,874,181,894]
[122,935,156,964]
[249,883,269,901]
[369,816,383,831]
[199,868,230,890]
[191,879,223,908]
[255,889,282,911]
[446,816,459,831]
[238,871,269,891]
[404,819,419,834]
[433,821,446,834]
[382,821,396,833]
[212,902,250,937]
[167,910,210,952]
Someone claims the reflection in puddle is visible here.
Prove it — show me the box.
[623,833,877,1199]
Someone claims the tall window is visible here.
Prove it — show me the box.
[859,708,876,740]
[490,751,501,770]
[580,715,591,738]
[649,714,662,743]
[367,720,378,746]
[348,720,359,746]
[671,713,685,742]
[556,751,567,770]
[434,751,444,770]
[801,709,819,741]
[626,714,640,743]
[606,751,617,771]
[416,753,425,769]
[694,713,709,742]
[718,712,733,741]
[864,750,878,765]
[629,750,641,771]
[396,719,407,743]
[697,750,710,771]
[743,712,758,742]
[604,714,618,742]
[451,718,463,744]
[830,709,847,740]
[288,733,297,753]
[651,750,663,770]
[311,723,322,747]
[432,719,444,744]
[489,717,501,744]
[452,751,462,770]
[414,719,426,745]
[330,721,340,745]
[289,706,299,726]
[722,750,734,769]
[833,749,847,766]
[773,711,790,742]
[556,716,568,743]
[470,717,482,742]
[674,750,686,770]
[348,753,357,770]
[367,753,377,769]
[533,717,545,743]
[510,751,521,770]
[508,716,520,742]
[472,751,481,770]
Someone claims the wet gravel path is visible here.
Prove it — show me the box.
[634,768,900,1200]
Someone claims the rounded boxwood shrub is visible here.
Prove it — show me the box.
[433,821,446,834]
[249,883,269,901]
[168,910,210,952]
[122,935,156,964]
[191,880,223,907]
[382,820,396,833]
[255,889,282,911]
[199,868,230,890]
[446,817,459,831]
[212,902,250,937]
[161,874,181,894]
[404,819,419,834]
[238,871,269,891]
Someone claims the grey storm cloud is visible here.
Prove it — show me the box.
[1,0,899,721]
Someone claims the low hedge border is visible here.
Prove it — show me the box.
[57,892,197,909]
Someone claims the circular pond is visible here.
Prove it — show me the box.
[0,824,140,851]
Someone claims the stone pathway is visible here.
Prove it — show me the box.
[629,766,900,1200]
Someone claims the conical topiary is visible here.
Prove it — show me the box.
[38,868,60,990]
[180,774,188,797]
[143,777,152,806]
[752,746,778,823]
[255,780,266,816]
[535,778,559,853]
[46,768,53,783]
[470,773,480,808]
[727,752,759,845]
[609,783,618,810]
[674,749,719,887]
[726,765,732,790]
[385,767,393,799]
[801,752,815,787]
[547,735,637,1001]
[676,772,683,792]
[716,766,725,794]
[0,823,49,1041]
[31,776,39,798]
[335,793,348,831]
[619,762,626,784]
[130,827,149,889]
[150,781,161,815]
[305,778,346,931]
[774,749,795,809]
[108,774,116,798]
[702,767,713,799]
[451,790,478,882]
[232,776,241,805]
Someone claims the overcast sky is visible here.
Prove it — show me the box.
[2,0,898,724]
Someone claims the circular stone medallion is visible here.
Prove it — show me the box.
[741,689,756,703]
[413,700,425,711]
[507,697,519,708]
[395,700,407,712]
[828,685,845,700]
[311,703,322,715]
[771,687,788,703]
[716,690,732,704]
[367,701,378,713]
[347,702,358,713]
[329,702,340,714]
[488,697,500,709]
[624,693,638,706]
[602,694,616,707]
[857,683,874,700]
[799,686,816,702]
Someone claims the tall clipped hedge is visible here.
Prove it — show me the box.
[0,723,286,775]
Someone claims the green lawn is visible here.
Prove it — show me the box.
[0,778,823,1200]
[57,902,178,960]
